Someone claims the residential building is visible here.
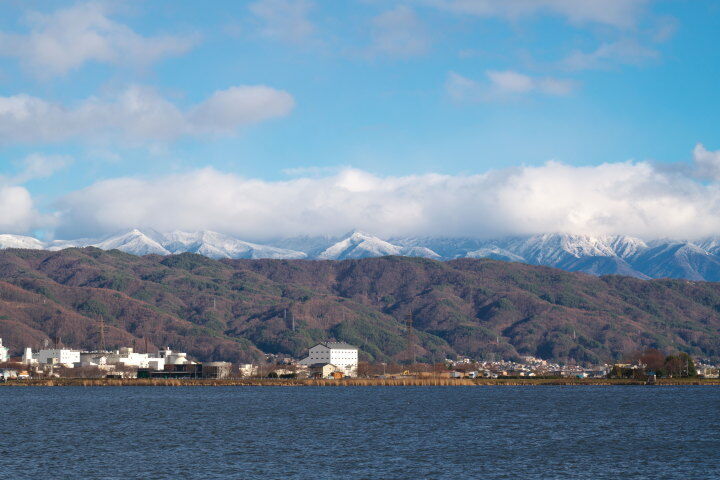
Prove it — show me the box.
[308,363,339,379]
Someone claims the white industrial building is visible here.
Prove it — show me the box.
[300,342,359,377]
[37,349,81,367]
[0,338,9,363]
[21,345,189,370]
[105,347,166,369]
[22,347,36,365]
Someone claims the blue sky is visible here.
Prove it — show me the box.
[1,0,720,241]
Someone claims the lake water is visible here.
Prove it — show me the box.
[0,386,718,479]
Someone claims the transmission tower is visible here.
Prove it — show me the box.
[99,316,106,352]
[405,312,415,365]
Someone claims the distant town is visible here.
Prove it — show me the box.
[0,337,717,383]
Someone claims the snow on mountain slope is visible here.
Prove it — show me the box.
[399,246,442,260]
[697,236,720,255]
[504,234,617,264]
[466,246,525,263]
[163,230,306,259]
[390,237,463,258]
[92,229,170,256]
[630,241,720,281]
[603,235,648,258]
[318,231,403,260]
[0,234,46,250]
[46,238,95,250]
[268,235,338,257]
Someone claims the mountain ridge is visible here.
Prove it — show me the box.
[4,229,720,280]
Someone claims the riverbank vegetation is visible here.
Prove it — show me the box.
[2,377,719,387]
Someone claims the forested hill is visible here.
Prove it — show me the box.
[0,247,719,364]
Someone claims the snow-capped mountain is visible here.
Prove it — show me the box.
[317,231,440,260]
[4,228,720,281]
[466,246,524,263]
[6,229,305,260]
[0,234,45,250]
[93,229,170,256]
[393,233,720,280]
[162,230,306,259]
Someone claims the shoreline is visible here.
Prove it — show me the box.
[1,378,719,387]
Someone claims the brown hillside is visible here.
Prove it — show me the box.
[0,248,718,364]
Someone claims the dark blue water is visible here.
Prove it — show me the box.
[0,386,718,479]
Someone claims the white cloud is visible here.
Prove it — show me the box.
[0,183,43,234]
[693,143,720,181]
[0,2,197,77]
[249,0,315,43]
[447,71,575,102]
[562,39,659,70]
[52,145,720,241]
[0,85,295,144]
[369,6,430,58]
[427,0,649,28]
[13,153,73,183]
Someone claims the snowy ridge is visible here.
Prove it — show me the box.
[0,234,45,250]
[317,231,403,260]
[4,229,720,280]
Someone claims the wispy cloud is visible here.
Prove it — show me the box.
[446,71,575,102]
[12,153,73,183]
[426,0,649,28]
[0,85,295,144]
[0,2,198,78]
[249,0,316,43]
[368,6,430,58]
[562,39,659,71]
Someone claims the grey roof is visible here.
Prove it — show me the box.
[309,363,336,369]
[318,342,357,350]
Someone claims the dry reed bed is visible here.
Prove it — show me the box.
[2,377,719,387]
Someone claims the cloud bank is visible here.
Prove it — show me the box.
[0,85,295,144]
[49,144,720,241]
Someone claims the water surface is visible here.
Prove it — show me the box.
[0,386,718,479]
